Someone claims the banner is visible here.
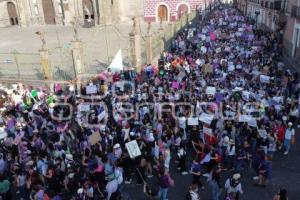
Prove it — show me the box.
[125,140,142,159]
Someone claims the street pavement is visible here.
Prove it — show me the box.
[123,129,300,200]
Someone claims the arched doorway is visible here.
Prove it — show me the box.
[7,2,18,25]
[41,0,56,24]
[177,4,189,19]
[82,0,95,27]
[157,5,168,22]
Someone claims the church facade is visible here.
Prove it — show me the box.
[0,0,205,27]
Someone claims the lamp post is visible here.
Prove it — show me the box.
[255,10,260,29]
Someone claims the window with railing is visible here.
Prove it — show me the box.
[291,5,300,18]
[274,1,282,11]
[265,2,269,8]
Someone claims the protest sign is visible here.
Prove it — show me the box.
[78,104,90,112]
[210,32,216,41]
[125,140,142,159]
[97,110,106,121]
[188,117,199,126]
[86,85,97,94]
[203,127,213,136]
[199,113,214,125]
[238,115,252,122]
[172,81,179,89]
[260,75,270,83]
[248,119,257,127]
[206,86,216,95]
[89,131,101,145]
[177,71,186,82]
[242,91,250,101]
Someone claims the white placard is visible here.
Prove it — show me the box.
[206,86,216,95]
[238,28,244,32]
[86,85,97,94]
[78,104,90,112]
[260,75,270,83]
[125,140,142,159]
[188,117,199,126]
[177,71,186,82]
[238,115,252,122]
[248,119,257,127]
[242,91,250,101]
[203,127,212,136]
[199,113,214,125]
[97,110,106,121]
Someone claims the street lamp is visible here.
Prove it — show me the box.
[255,10,260,29]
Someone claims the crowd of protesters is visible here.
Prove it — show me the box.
[0,4,298,200]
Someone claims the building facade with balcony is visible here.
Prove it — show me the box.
[143,0,205,22]
[283,0,300,69]
[246,0,285,31]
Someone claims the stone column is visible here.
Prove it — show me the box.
[146,22,153,64]
[39,49,53,80]
[71,40,85,76]
[129,17,141,72]
[100,0,112,25]
[159,21,165,53]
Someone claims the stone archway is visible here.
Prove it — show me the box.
[82,0,95,26]
[7,2,18,25]
[41,0,56,24]
[157,4,168,22]
[177,3,189,19]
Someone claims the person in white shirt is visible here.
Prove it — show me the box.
[284,122,295,155]
[225,173,243,200]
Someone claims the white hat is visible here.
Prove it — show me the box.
[113,143,120,149]
[66,154,73,161]
[288,122,293,126]
[224,136,229,143]
[233,173,241,180]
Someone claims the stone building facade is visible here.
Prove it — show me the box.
[0,0,207,27]
[0,0,144,27]
[144,0,204,22]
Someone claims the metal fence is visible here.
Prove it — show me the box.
[0,52,42,80]
[49,46,75,81]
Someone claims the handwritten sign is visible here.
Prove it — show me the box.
[199,113,214,125]
[206,86,216,96]
[78,104,90,112]
[86,85,97,94]
[188,117,199,126]
[260,75,270,83]
[125,140,142,159]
